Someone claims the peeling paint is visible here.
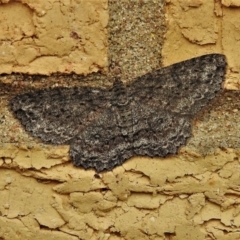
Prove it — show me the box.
[0,0,240,239]
[0,0,108,75]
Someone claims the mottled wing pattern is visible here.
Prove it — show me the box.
[70,80,134,171]
[128,54,226,160]
[130,54,226,115]
[10,54,226,172]
[69,54,226,172]
[11,87,111,144]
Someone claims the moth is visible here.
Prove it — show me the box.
[10,54,226,172]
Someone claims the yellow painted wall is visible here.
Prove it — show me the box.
[0,1,239,239]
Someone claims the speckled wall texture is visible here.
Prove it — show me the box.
[0,0,240,240]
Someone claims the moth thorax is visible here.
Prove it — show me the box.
[112,79,129,107]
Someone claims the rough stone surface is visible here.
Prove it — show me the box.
[221,0,240,7]
[163,0,240,89]
[0,0,108,75]
[0,0,239,239]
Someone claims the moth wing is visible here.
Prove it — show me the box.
[130,54,226,116]
[70,105,134,172]
[131,104,191,157]
[129,54,226,157]
[11,87,111,144]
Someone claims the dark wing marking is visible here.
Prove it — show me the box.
[130,54,226,115]
[11,87,111,144]
[127,54,226,162]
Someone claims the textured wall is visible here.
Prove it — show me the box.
[0,0,240,240]
[0,0,108,74]
[163,0,240,89]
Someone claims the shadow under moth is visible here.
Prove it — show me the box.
[10,54,226,172]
